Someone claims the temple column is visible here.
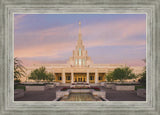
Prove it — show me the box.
[71,70,74,84]
[62,69,65,83]
[87,70,89,84]
[95,69,98,84]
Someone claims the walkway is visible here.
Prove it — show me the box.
[14,87,62,101]
[15,86,146,101]
[104,88,145,101]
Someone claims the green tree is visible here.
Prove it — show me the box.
[106,67,136,82]
[138,59,146,87]
[114,67,136,82]
[47,72,55,82]
[106,72,114,82]
[29,66,54,82]
[14,57,26,82]
[138,70,146,86]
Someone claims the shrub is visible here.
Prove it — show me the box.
[61,87,69,91]
[14,79,21,83]
[138,74,146,87]
[135,85,146,90]
[60,86,101,91]
[14,85,26,91]
[138,67,146,87]
[90,87,100,91]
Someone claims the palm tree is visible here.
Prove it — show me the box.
[14,57,26,82]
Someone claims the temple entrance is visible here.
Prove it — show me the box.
[74,73,86,82]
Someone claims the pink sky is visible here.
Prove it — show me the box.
[14,14,146,67]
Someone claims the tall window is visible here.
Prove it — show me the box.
[99,76,102,80]
[58,76,62,80]
[90,76,94,80]
[83,59,85,65]
[79,48,81,56]
[75,59,77,65]
[66,76,70,80]
[79,59,81,65]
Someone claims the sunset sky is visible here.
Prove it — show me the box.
[14,14,146,66]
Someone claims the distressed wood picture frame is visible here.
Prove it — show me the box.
[0,0,160,115]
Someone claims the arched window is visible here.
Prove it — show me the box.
[79,48,81,56]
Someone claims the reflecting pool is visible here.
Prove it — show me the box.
[59,93,103,101]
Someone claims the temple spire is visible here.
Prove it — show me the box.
[78,21,82,41]
[79,21,81,34]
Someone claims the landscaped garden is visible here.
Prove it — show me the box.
[60,86,100,91]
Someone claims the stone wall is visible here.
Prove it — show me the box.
[56,90,70,99]
[92,90,106,98]
[56,89,106,100]
[70,89,91,93]
[46,84,56,88]
[25,86,46,91]
[100,82,106,87]
[70,84,90,88]
[114,85,135,91]
[106,83,115,89]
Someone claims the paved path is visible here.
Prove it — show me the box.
[104,88,145,101]
[15,87,63,101]
[15,86,145,101]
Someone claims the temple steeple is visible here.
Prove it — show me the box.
[67,21,93,67]
[78,21,82,45]
[79,21,81,35]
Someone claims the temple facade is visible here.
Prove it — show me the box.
[53,21,125,84]
[23,22,143,84]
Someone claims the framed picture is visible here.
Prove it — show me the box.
[0,0,160,115]
[14,13,146,102]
